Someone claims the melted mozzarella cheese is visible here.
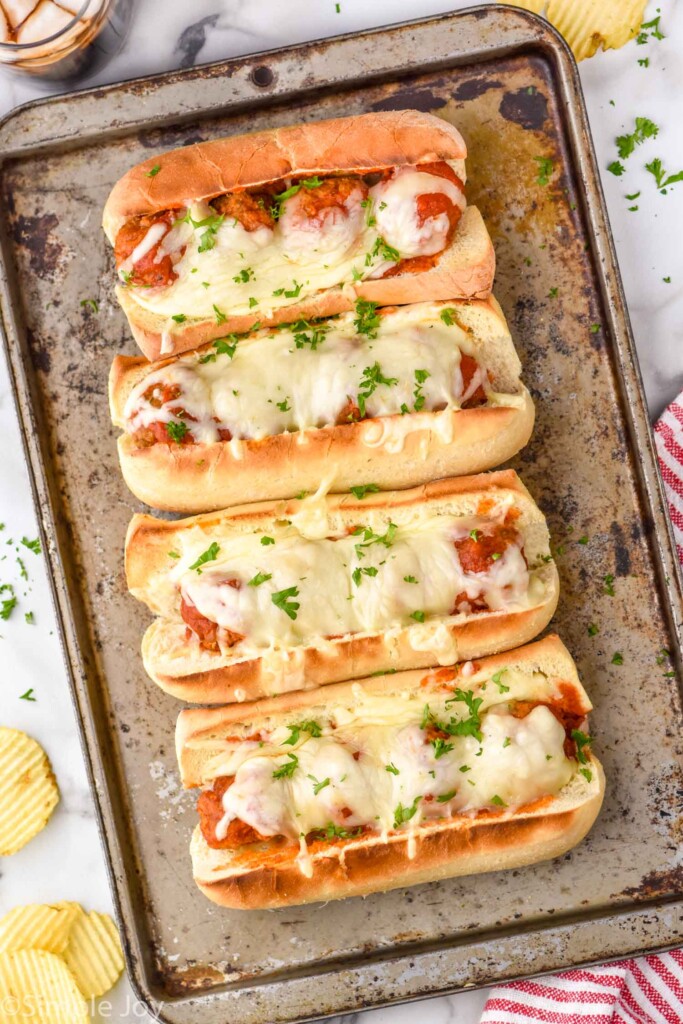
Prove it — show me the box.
[124,303,499,444]
[371,167,466,258]
[211,703,574,844]
[123,162,466,321]
[278,184,366,259]
[177,513,530,648]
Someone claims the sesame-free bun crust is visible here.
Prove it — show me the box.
[113,207,495,361]
[102,110,467,241]
[109,297,534,513]
[176,635,605,909]
[126,471,559,704]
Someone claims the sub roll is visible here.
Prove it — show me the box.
[176,635,605,909]
[109,298,534,512]
[125,471,559,703]
[102,110,495,360]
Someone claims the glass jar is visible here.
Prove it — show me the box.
[0,0,131,81]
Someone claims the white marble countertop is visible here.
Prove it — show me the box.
[1,2,681,1022]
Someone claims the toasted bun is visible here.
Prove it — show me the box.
[109,297,535,513]
[176,636,605,909]
[102,110,467,242]
[112,207,495,361]
[126,471,560,703]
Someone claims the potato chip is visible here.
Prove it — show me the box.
[545,0,647,61]
[0,903,80,955]
[62,909,124,999]
[0,728,59,856]
[0,948,88,1023]
[503,0,545,13]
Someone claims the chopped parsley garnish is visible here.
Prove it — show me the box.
[248,571,272,587]
[645,158,683,191]
[352,565,379,586]
[548,286,558,298]
[233,267,254,284]
[579,767,593,783]
[432,737,454,759]
[404,575,418,584]
[80,298,98,313]
[19,688,36,701]
[664,276,671,283]
[270,176,323,218]
[357,362,398,417]
[607,161,625,177]
[272,753,299,779]
[603,573,616,596]
[145,164,161,177]
[171,313,186,323]
[393,796,421,828]
[503,736,511,748]
[17,557,27,581]
[491,669,509,693]
[616,117,659,160]
[0,583,17,621]
[282,280,303,298]
[189,542,220,573]
[261,536,275,546]
[166,421,188,443]
[213,304,227,325]
[611,651,624,665]
[319,822,362,841]
[199,335,239,362]
[410,610,425,623]
[25,611,34,624]
[413,368,430,411]
[21,537,41,555]
[291,319,329,350]
[637,13,665,44]
[587,622,599,637]
[283,720,322,745]
[656,647,670,666]
[168,550,180,559]
[308,774,330,795]
[366,235,400,265]
[490,795,507,807]
[353,299,382,339]
[469,529,481,541]
[248,297,258,308]
[626,191,641,201]
[590,323,601,333]
[534,156,553,185]
[571,729,592,764]
[437,789,457,803]
[276,398,291,412]
[385,762,400,775]
[578,535,589,545]
[350,484,380,500]
[425,687,484,742]
[440,308,457,326]
[352,522,397,559]
[271,586,300,620]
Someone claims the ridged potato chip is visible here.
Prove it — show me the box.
[546,0,648,61]
[0,948,88,1023]
[0,903,80,955]
[62,909,124,999]
[0,728,59,856]
[504,0,544,13]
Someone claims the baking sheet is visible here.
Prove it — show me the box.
[0,6,682,1023]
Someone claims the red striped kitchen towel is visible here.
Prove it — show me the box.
[480,952,683,1023]
[480,396,683,1022]
[654,395,683,564]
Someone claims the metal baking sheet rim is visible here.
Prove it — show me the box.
[0,6,682,1022]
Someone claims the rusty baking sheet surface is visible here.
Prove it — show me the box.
[0,7,682,1023]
